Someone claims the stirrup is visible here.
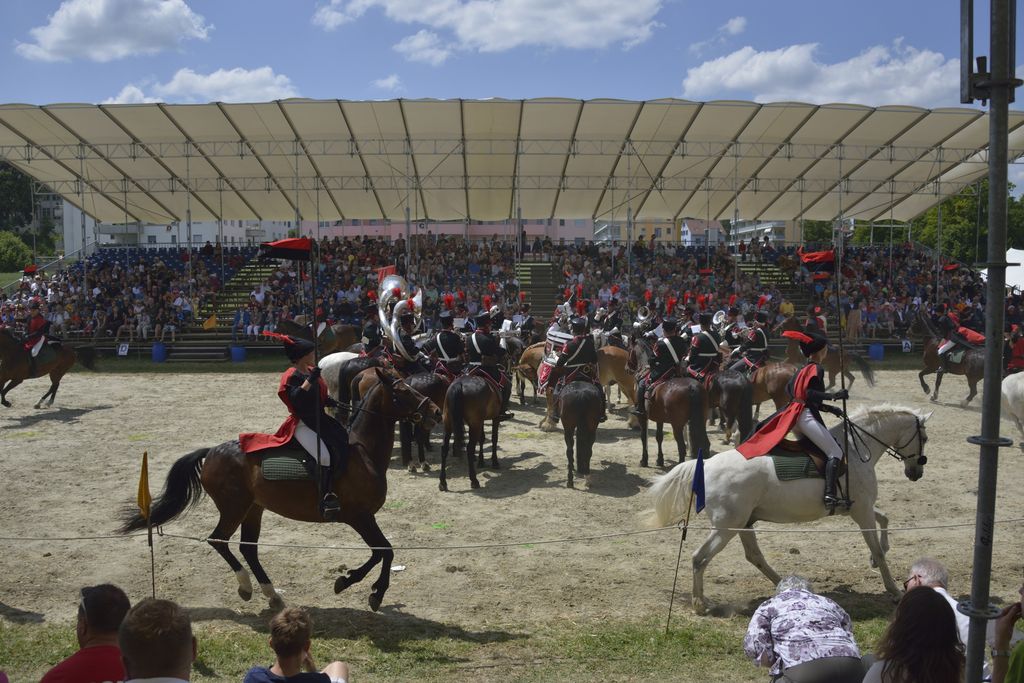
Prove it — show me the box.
[319,493,341,521]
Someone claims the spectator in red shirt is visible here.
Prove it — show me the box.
[41,584,131,683]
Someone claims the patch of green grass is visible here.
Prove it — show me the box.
[2,430,40,439]
[0,615,764,682]
[126,433,151,442]
[383,499,407,511]
[430,521,451,530]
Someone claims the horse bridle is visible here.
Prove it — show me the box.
[346,377,432,424]
[846,415,927,465]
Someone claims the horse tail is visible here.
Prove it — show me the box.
[118,448,208,533]
[449,380,466,454]
[849,351,876,387]
[687,382,710,459]
[645,459,699,528]
[737,377,753,441]
[74,345,98,370]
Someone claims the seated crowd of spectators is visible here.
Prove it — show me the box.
[8,558,1020,681]
[0,232,1009,345]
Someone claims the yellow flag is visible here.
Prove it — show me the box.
[202,313,218,330]
[137,451,152,522]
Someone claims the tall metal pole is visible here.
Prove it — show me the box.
[936,203,942,301]
[185,149,193,314]
[79,146,88,297]
[963,0,1015,679]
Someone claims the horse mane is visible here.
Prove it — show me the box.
[847,403,930,426]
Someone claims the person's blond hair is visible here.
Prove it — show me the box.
[270,607,313,658]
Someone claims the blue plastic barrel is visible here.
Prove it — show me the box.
[230,345,247,363]
[151,341,167,363]
[868,343,884,361]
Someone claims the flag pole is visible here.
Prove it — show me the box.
[833,225,851,510]
[138,450,155,598]
[665,490,695,634]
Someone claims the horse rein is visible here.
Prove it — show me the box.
[845,415,927,466]
[344,379,433,425]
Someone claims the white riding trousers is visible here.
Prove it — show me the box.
[31,337,44,357]
[293,422,331,467]
[937,339,956,355]
[791,407,843,461]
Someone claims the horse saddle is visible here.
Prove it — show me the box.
[768,437,847,481]
[259,442,343,482]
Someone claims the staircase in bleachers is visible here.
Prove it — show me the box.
[515,257,560,320]
[736,259,814,326]
[196,259,279,333]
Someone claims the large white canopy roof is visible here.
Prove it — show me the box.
[1,98,1022,225]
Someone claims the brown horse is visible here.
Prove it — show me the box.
[531,345,638,431]
[638,377,710,468]
[279,318,361,356]
[119,368,440,612]
[751,362,799,417]
[707,370,754,445]
[439,373,504,491]
[398,370,451,472]
[557,379,605,489]
[914,311,984,405]
[0,329,97,408]
[780,317,875,389]
[514,341,545,405]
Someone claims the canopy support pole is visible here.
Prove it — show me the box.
[186,148,193,312]
[79,145,88,294]
[963,0,1016,679]
[218,180,224,286]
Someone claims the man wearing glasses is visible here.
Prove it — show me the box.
[41,584,130,683]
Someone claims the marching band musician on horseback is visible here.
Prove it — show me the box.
[246,333,346,522]
[737,330,851,511]
[728,311,771,375]
[360,306,385,357]
[631,317,687,418]
[389,308,430,375]
[720,306,744,348]
[467,312,515,421]
[550,316,608,423]
[686,312,722,381]
[421,310,464,378]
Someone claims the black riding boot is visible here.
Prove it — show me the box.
[824,458,841,512]
[498,383,515,422]
[318,466,340,522]
[599,386,608,422]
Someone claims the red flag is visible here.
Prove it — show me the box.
[728,294,737,306]
[943,263,960,271]
[376,264,397,283]
[699,268,713,276]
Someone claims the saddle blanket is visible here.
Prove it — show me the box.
[770,454,823,481]
[260,447,344,482]
[948,348,966,364]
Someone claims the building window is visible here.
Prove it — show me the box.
[147,235,156,244]
[170,235,177,244]
[352,219,361,227]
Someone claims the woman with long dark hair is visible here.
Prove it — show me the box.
[863,587,965,683]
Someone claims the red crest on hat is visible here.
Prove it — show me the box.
[644,289,652,302]
[611,284,620,295]
[483,295,492,309]
[576,299,587,315]
[391,287,401,298]
[458,290,466,300]
[444,293,454,309]
[488,282,497,293]
[367,290,377,300]
[519,291,527,301]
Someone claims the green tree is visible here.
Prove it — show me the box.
[0,231,32,271]
[0,162,33,231]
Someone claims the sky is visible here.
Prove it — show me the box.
[0,0,1019,108]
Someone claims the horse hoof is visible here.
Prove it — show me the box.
[269,593,286,611]
[368,594,383,612]
[584,475,592,490]
[438,481,448,492]
[238,587,253,602]
[640,460,649,468]
[490,460,500,470]
[930,396,938,403]
[693,598,708,616]
[567,480,574,489]
[421,462,431,472]
[960,400,970,408]
[470,480,480,489]
[407,463,418,473]
[1,400,11,408]
[334,573,354,594]
[34,403,42,410]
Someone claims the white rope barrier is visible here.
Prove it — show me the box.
[1,517,1021,552]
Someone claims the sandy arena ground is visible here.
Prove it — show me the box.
[0,368,1022,650]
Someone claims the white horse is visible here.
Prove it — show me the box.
[318,351,359,407]
[646,404,931,615]
[1002,372,1024,447]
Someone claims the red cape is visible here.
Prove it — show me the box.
[736,363,816,459]
[239,366,328,454]
[957,326,985,345]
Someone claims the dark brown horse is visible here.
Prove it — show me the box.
[557,379,604,488]
[638,377,710,468]
[398,370,451,472]
[119,368,440,612]
[914,311,984,405]
[708,369,754,446]
[0,328,97,408]
[439,373,504,491]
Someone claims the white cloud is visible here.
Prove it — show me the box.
[372,74,403,91]
[16,0,211,62]
[393,30,451,66]
[103,84,161,104]
[689,14,746,55]
[313,0,662,58]
[682,40,960,107]
[721,16,746,36]
[104,67,298,104]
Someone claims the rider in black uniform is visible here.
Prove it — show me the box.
[721,307,745,348]
[361,306,384,357]
[631,317,688,417]
[551,316,607,422]
[421,310,465,376]
[466,312,515,421]
[518,302,537,341]
[728,311,770,374]
[686,312,722,381]
[390,310,429,375]
[602,298,626,347]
